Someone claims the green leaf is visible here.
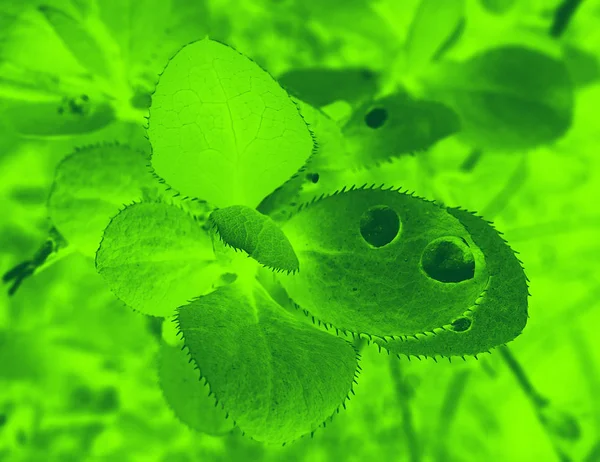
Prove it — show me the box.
[210,205,299,274]
[405,0,465,70]
[96,202,221,317]
[278,67,378,108]
[342,92,461,167]
[0,94,115,137]
[48,143,156,257]
[425,46,574,150]
[39,4,111,78]
[148,38,314,208]
[277,186,489,339]
[158,341,235,436]
[176,279,358,445]
[374,208,529,358]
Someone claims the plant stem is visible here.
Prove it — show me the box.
[481,153,528,220]
[460,148,483,172]
[498,345,546,407]
[435,369,471,461]
[2,228,70,295]
[584,439,600,462]
[498,345,574,462]
[389,357,421,462]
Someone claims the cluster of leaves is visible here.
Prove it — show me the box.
[1,0,585,452]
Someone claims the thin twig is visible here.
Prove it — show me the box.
[498,345,574,462]
[583,439,600,462]
[460,148,483,172]
[434,369,471,461]
[550,0,585,38]
[481,153,528,220]
[2,228,71,295]
[389,357,421,462]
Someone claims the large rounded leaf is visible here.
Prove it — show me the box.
[277,186,489,338]
[176,279,358,444]
[148,38,314,208]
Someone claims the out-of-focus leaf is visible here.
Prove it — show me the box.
[0,330,42,380]
[278,67,378,108]
[148,38,314,208]
[158,342,234,436]
[48,143,156,257]
[405,0,465,70]
[176,279,358,445]
[425,46,574,150]
[343,92,461,167]
[0,94,115,137]
[98,0,211,81]
[38,4,111,78]
[563,44,600,88]
[0,1,36,48]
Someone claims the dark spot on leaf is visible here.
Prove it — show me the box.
[96,387,119,413]
[359,205,400,248]
[16,430,27,445]
[539,407,581,441]
[364,107,388,129]
[70,385,94,408]
[421,237,475,282]
[0,414,6,427]
[306,172,320,183]
[360,68,376,80]
[130,89,152,110]
[81,94,89,102]
[146,316,162,340]
[451,317,472,332]
[220,273,237,285]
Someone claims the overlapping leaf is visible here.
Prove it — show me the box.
[0,95,115,137]
[405,0,465,69]
[424,46,574,150]
[96,202,220,317]
[210,205,299,273]
[39,5,111,78]
[278,67,378,108]
[342,92,460,167]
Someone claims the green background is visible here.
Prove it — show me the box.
[1,0,599,460]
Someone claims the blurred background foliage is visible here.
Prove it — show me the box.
[1,0,599,460]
